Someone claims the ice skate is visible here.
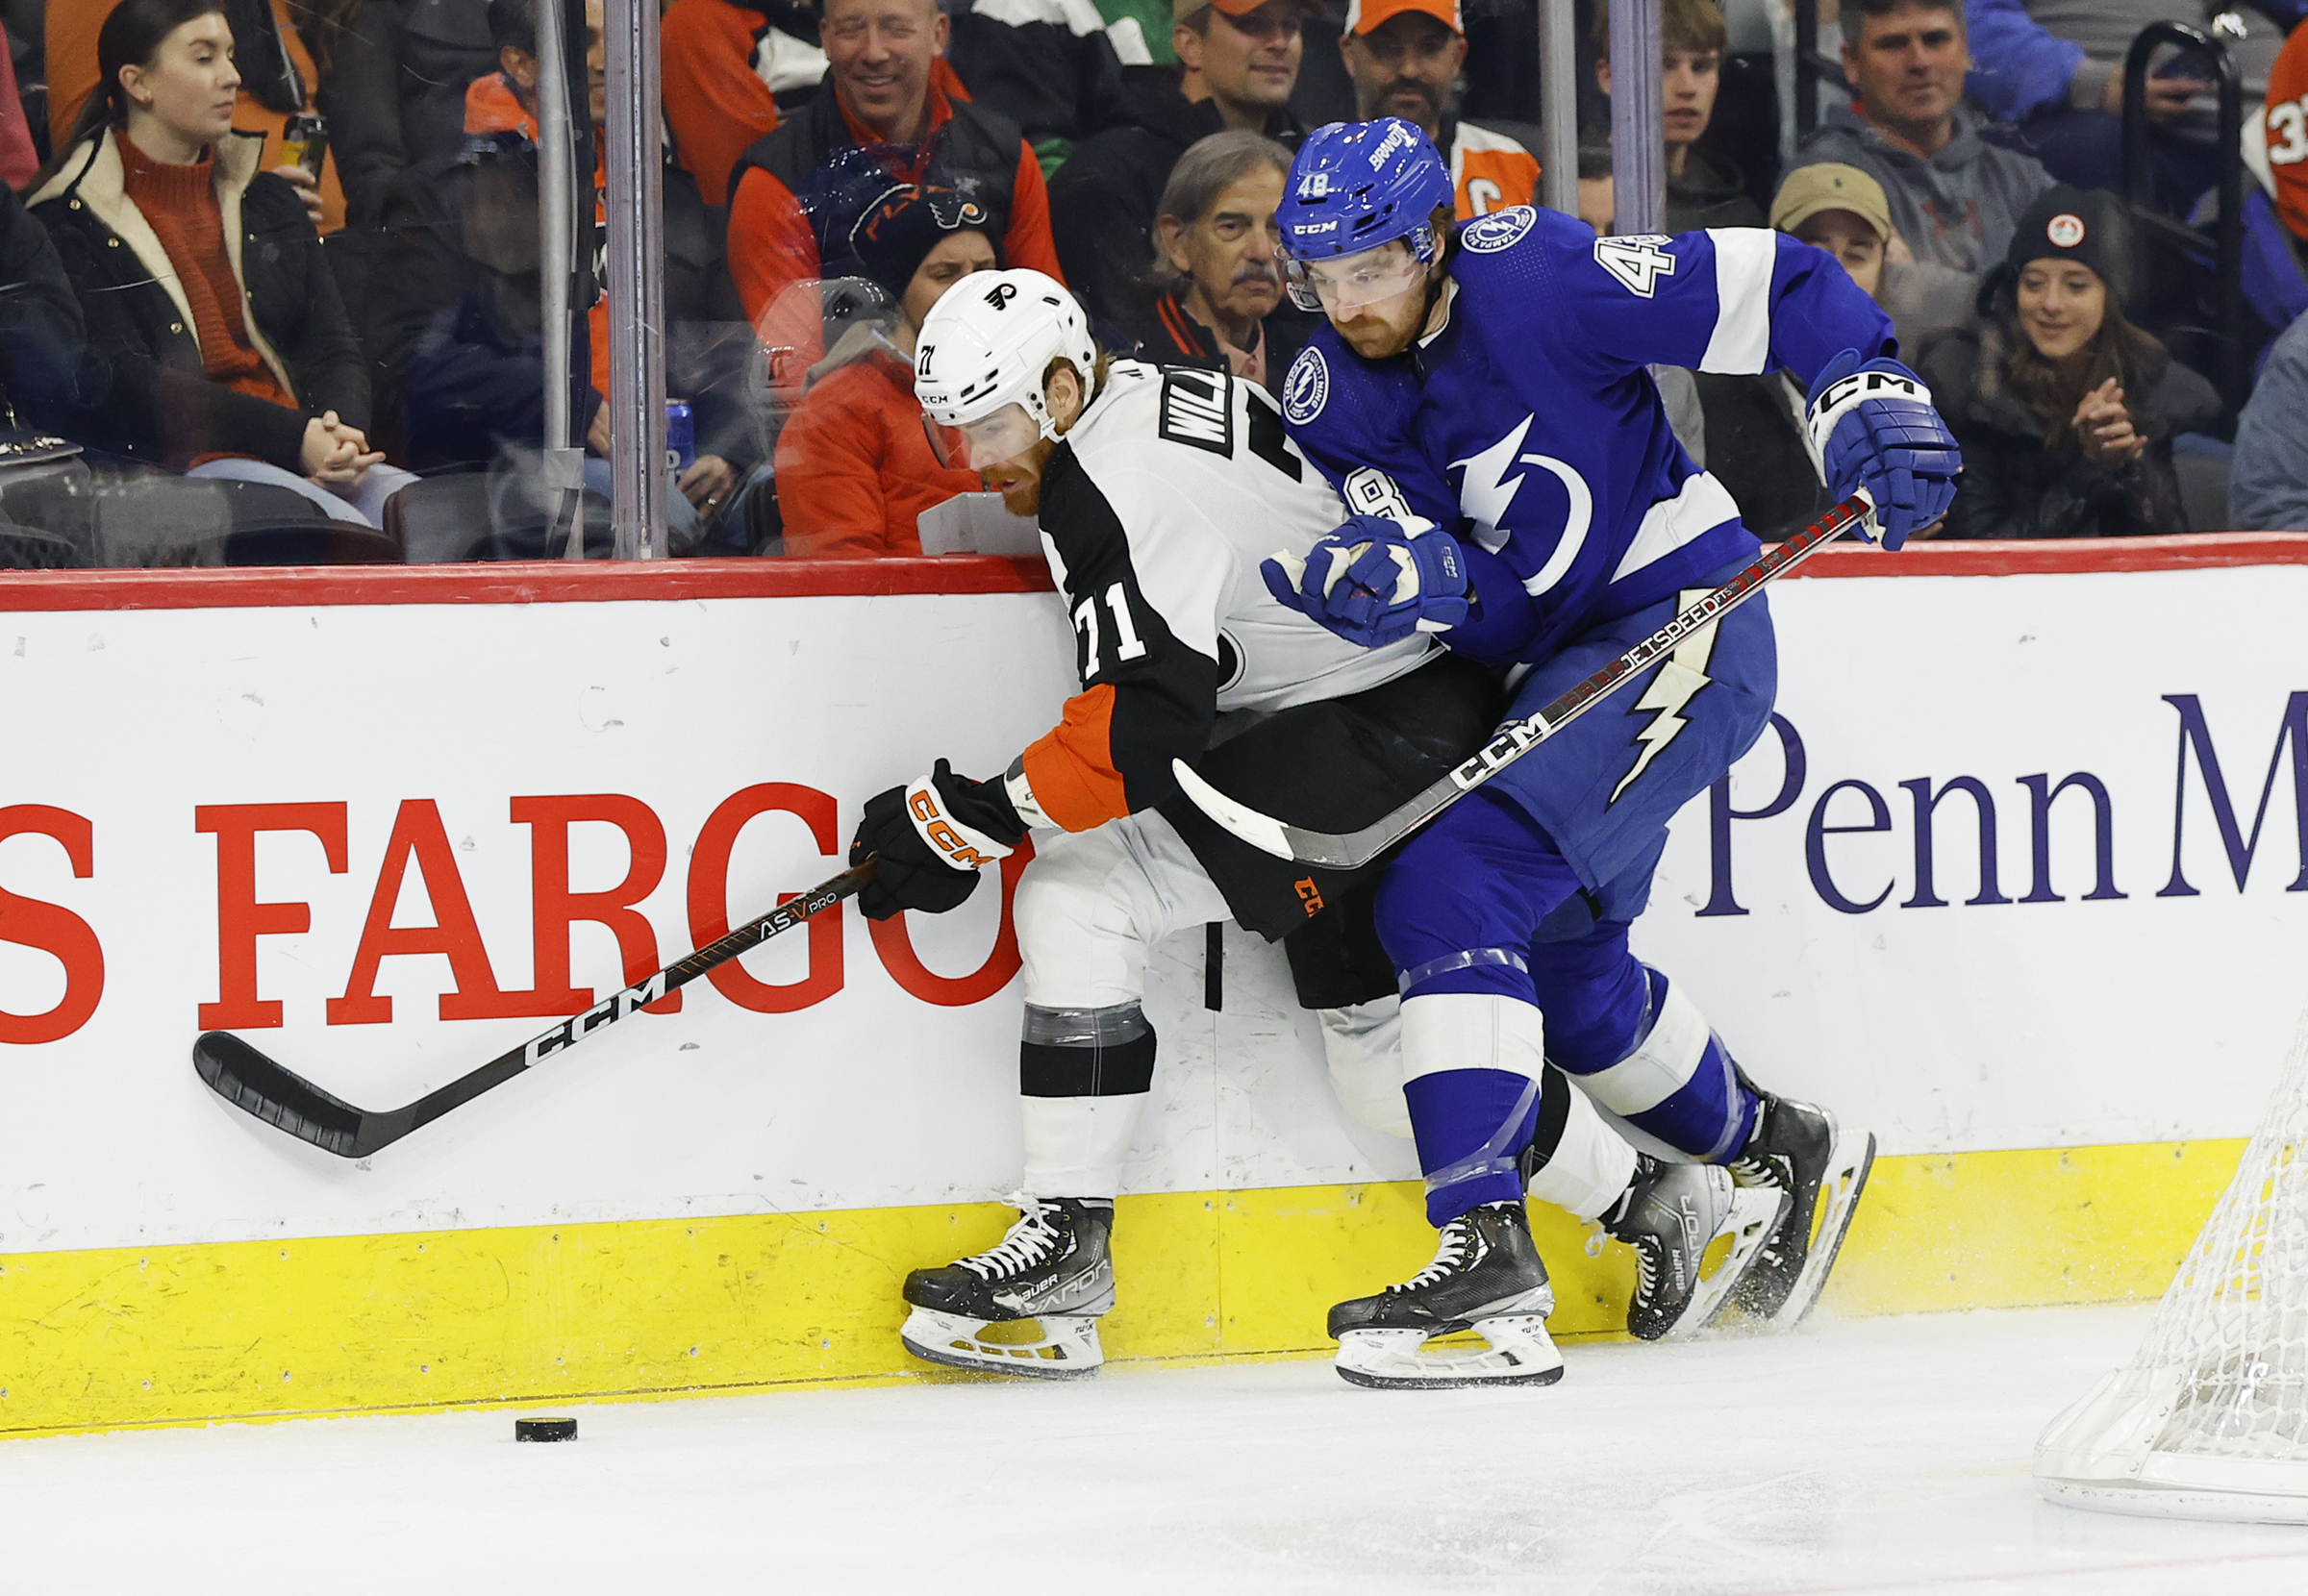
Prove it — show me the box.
[1600,1156,1786,1341]
[899,1195,1114,1380]
[1724,1094,1876,1330]
[1328,1201,1564,1389]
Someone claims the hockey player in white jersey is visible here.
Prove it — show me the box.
[856,268,1741,1381]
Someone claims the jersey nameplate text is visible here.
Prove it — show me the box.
[1159,368,1235,456]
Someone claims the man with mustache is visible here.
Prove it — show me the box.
[1133,129,1303,391]
[1338,0,1537,219]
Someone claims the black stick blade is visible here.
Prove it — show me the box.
[193,1032,371,1158]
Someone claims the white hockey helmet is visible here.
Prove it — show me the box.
[914,268,1099,463]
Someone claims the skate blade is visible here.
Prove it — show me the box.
[1334,1312,1565,1390]
[1767,1127,1876,1332]
[898,1307,1103,1381]
[1676,1185,1790,1340]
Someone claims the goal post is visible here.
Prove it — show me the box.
[2036,1010,2308,1522]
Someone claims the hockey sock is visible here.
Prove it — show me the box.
[1018,1002,1157,1198]
[1560,968,1760,1163]
[1401,992,1546,1225]
[1317,995,1411,1137]
[1523,1070,1641,1221]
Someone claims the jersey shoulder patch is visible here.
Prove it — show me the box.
[1460,205,1539,253]
[1282,345,1330,425]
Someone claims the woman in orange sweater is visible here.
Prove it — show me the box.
[774,181,996,558]
[31,0,413,526]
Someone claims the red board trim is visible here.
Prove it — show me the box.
[0,536,2300,613]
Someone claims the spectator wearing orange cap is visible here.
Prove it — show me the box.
[773,182,995,557]
[1337,0,1538,217]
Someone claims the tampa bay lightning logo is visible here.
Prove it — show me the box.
[1461,207,1537,254]
[1283,347,1329,425]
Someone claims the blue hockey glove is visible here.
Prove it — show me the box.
[1260,514,1469,649]
[1804,349,1963,550]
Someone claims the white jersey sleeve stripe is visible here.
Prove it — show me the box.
[1698,228,1777,374]
[1609,469,1743,584]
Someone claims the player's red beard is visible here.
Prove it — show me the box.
[979,436,1060,517]
[1330,286,1429,360]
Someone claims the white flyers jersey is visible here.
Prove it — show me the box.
[1011,360,1434,834]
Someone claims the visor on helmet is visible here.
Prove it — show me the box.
[924,400,1042,471]
[1285,238,1428,314]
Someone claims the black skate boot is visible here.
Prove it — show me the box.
[899,1196,1114,1379]
[1601,1156,1786,1340]
[1327,1201,1564,1389]
[1724,1093,1876,1330]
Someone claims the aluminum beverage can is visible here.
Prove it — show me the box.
[281,112,329,178]
[665,400,696,472]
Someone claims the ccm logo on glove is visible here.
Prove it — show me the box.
[908,786,1013,870]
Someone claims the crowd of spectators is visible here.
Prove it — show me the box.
[0,0,2303,567]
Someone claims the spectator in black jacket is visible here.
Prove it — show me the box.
[1130,127,1300,389]
[395,0,497,168]
[0,182,89,436]
[1921,186,2220,539]
[1048,0,1307,327]
[376,0,759,540]
[29,0,412,525]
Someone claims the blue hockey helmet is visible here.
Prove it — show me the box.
[1276,118,1454,311]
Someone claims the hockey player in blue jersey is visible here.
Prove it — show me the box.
[1247,118,1961,1387]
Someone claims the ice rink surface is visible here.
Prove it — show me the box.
[11,1303,2308,1594]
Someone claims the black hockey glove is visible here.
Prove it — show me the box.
[849,759,1029,921]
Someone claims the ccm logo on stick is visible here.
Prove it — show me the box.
[526,972,671,1064]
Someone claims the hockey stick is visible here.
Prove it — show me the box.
[1170,491,1878,869]
[192,861,874,1159]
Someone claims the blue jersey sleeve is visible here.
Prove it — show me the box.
[1454,209,1899,389]
[1963,0,2084,124]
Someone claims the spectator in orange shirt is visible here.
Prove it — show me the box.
[774,182,994,557]
[1337,0,1538,218]
[660,0,823,206]
[725,0,1063,390]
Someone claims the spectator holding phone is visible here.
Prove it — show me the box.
[48,0,357,232]
[29,0,412,526]
[1919,186,2220,538]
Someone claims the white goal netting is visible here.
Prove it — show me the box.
[2036,1010,2308,1522]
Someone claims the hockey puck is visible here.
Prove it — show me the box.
[514,1417,578,1442]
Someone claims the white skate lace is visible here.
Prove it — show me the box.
[957,1194,1064,1281]
[1394,1217,1479,1293]
[1631,1244,1659,1300]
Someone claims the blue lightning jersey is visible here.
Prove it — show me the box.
[1278,208,1897,663]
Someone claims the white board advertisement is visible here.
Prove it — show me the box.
[0,559,2302,1253]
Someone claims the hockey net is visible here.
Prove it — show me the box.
[2036,1009,2308,1521]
